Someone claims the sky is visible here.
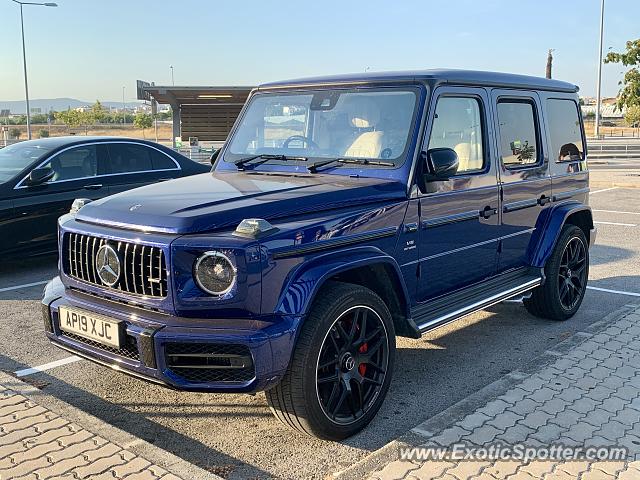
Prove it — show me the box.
[0,0,637,104]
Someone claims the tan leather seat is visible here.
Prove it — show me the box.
[454,142,483,172]
[343,98,383,158]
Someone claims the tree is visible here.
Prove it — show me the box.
[30,113,48,124]
[604,39,640,110]
[133,112,153,138]
[55,109,83,128]
[88,100,107,124]
[9,128,21,139]
[625,105,640,128]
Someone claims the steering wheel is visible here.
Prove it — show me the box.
[282,135,320,150]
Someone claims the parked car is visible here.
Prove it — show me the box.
[43,70,594,440]
[0,137,209,254]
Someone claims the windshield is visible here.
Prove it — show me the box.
[0,142,54,185]
[225,87,419,168]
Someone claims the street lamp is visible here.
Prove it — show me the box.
[170,65,175,86]
[12,0,58,140]
[594,0,605,138]
[122,86,126,124]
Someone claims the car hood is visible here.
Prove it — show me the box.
[76,171,407,234]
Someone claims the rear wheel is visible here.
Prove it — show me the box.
[524,225,589,321]
[266,282,395,440]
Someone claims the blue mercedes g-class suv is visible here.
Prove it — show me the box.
[43,70,595,440]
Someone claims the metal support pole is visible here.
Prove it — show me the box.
[595,0,605,139]
[19,4,32,140]
[171,104,180,148]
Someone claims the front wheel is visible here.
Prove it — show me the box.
[524,225,589,321]
[266,282,395,440]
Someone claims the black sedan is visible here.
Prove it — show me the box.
[0,136,210,254]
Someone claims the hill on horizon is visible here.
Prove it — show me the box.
[0,98,141,114]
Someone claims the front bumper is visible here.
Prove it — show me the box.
[42,277,301,393]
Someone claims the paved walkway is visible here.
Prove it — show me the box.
[0,383,183,480]
[363,305,640,480]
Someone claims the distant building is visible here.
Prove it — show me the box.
[581,104,625,119]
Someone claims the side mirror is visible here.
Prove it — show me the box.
[26,167,55,186]
[424,148,459,181]
[209,149,220,166]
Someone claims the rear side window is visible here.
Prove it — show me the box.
[547,99,584,162]
[150,149,178,170]
[497,100,539,168]
[107,143,153,174]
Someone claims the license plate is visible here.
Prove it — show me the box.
[58,307,122,348]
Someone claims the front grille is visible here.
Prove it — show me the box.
[165,343,255,383]
[60,330,140,361]
[64,233,167,298]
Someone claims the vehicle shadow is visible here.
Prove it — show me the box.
[340,274,638,451]
[0,253,58,301]
[589,244,634,266]
[0,353,272,479]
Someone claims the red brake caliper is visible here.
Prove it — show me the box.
[358,343,368,376]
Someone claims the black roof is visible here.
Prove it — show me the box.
[8,136,163,149]
[259,69,578,93]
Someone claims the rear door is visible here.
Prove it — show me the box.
[416,86,501,301]
[105,142,180,195]
[491,90,552,272]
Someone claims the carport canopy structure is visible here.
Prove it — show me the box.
[144,86,253,146]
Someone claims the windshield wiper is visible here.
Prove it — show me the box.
[233,154,307,170]
[307,157,395,173]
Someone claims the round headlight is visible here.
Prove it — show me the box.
[194,251,237,297]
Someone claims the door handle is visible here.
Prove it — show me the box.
[538,195,551,206]
[84,184,103,190]
[480,206,498,219]
[404,222,418,233]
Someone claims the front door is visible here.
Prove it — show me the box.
[10,144,109,252]
[490,90,552,272]
[416,87,501,301]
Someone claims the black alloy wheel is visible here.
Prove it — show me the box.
[316,305,389,425]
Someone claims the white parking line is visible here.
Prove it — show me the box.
[0,280,49,293]
[587,286,640,298]
[590,187,619,194]
[593,209,640,216]
[593,221,637,227]
[15,356,81,377]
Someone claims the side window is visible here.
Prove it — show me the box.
[107,144,153,174]
[150,149,178,170]
[428,96,484,174]
[41,145,98,182]
[497,100,540,168]
[547,99,584,162]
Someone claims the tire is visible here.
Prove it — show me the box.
[524,225,589,321]
[265,282,396,440]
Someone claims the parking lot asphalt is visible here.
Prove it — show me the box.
[0,185,639,479]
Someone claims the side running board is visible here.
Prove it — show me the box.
[413,274,543,333]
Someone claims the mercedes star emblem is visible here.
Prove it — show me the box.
[96,244,121,287]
